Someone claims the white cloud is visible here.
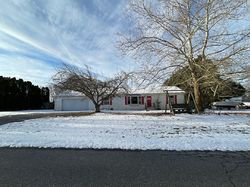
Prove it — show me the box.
[0,54,56,86]
[0,0,133,85]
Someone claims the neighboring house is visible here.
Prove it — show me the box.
[54,86,185,111]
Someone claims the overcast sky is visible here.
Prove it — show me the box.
[0,0,133,86]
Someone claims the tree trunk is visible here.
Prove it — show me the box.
[192,77,203,114]
[95,104,101,113]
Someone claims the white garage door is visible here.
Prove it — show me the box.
[62,99,89,111]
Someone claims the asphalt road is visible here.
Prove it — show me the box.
[0,148,249,187]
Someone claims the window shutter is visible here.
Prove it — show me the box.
[109,97,112,105]
[174,95,177,104]
[141,96,144,105]
[125,96,128,105]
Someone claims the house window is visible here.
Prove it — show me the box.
[167,95,177,104]
[126,96,144,105]
[102,98,110,105]
[169,96,174,104]
[131,96,138,104]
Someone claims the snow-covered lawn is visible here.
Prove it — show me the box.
[1,108,248,118]
[205,109,250,115]
[0,109,169,117]
[0,113,249,151]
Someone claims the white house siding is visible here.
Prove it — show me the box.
[176,93,185,104]
[143,93,185,110]
[101,93,185,111]
[54,87,186,111]
[54,98,62,111]
[101,96,143,110]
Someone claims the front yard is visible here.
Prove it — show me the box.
[0,113,249,151]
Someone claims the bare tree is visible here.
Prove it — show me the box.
[119,0,250,113]
[165,57,246,108]
[53,64,130,112]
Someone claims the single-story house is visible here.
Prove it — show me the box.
[54,86,185,111]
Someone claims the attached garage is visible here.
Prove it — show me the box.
[62,98,89,111]
[54,93,95,111]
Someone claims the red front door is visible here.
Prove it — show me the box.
[147,96,152,107]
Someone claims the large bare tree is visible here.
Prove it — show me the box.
[164,57,246,108]
[53,65,130,112]
[119,0,250,113]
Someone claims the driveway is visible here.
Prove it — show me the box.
[0,112,94,125]
[0,148,249,187]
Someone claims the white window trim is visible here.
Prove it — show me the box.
[128,95,143,105]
